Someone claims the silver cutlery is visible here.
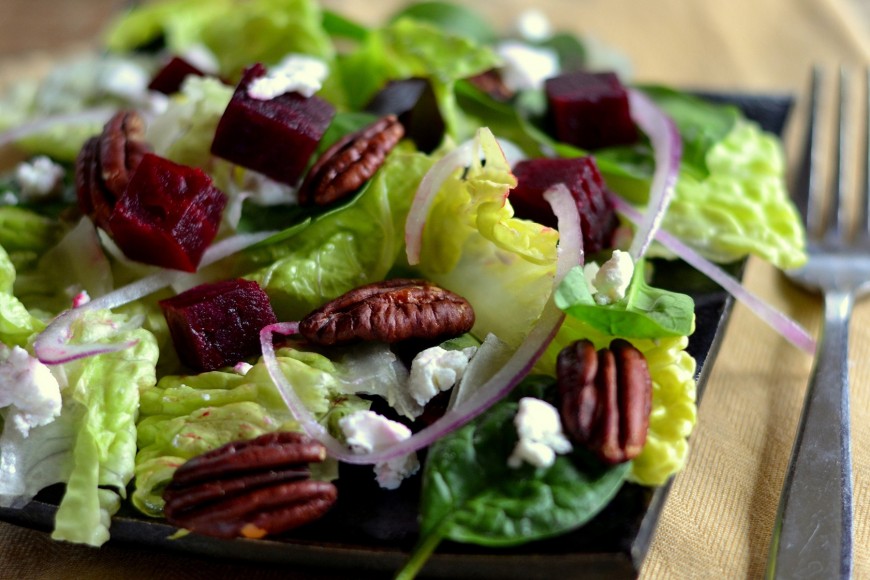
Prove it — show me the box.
[766,66,868,579]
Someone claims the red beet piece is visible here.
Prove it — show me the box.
[545,71,638,150]
[148,56,206,95]
[364,78,444,153]
[160,279,278,372]
[511,157,618,254]
[108,153,227,272]
[210,63,336,185]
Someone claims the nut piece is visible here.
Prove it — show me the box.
[299,278,475,346]
[556,339,652,464]
[298,114,404,206]
[162,432,337,539]
[75,110,151,231]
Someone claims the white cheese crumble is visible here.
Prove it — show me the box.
[508,397,572,469]
[408,345,477,408]
[495,41,560,92]
[15,156,64,200]
[247,55,329,100]
[233,361,253,376]
[96,60,150,101]
[182,44,220,75]
[0,346,62,438]
[339,410,420,490]
[584,249,635,305]
[514,9,553,42]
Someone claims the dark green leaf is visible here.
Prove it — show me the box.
[389,1,497,45]
[555,264,695,339]
[419,396,629,547]
[322,9,369,42]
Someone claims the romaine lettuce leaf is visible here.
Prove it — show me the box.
[0,245,45,346]
[0,309,158,546]
[132,347,370,516]
[416,129,559,348]
[245,147,434,320]
[105,0,334,80]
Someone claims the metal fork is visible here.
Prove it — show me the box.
[765,67,869,579]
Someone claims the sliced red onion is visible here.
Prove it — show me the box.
[609,192,816,354]
[34,231,277,365]
[262,185,581,464]
[625,89,682,262]
[0,107,116,150]
[404,139,476,265]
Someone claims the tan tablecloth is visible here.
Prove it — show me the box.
[1,0,869,578]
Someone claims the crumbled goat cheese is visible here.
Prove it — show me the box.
[247,55,329,100]
[340,410,420,490]
[15,156,64,200]
[508,397,572,469]
[0,346,62,437]
[408,345,477,407]
[585,250,635,305]
[0,192,17,206]
[233,362,253,375]
[514,9,553,41]
[495,41,560,92]
[97,60,149,101]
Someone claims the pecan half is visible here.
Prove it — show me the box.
[75,110,151,231]
[162,432,337,539]
[299,278,475,346]
[556,339,652,464]
[297,115,404,206]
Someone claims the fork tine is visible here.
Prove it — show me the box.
[794,67,821,236]
[823,67,850,246]
[858,66,870,242]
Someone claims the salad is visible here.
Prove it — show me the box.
[0,0,809,576]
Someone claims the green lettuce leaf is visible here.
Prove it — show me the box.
[245,147,434,320]
[335,18,500,140]
[0,309,158,546]
[554,263,694,339]
[105,0,334,80]
[132,347,370,517]
[416,129,559,348]
[0,245,45,346]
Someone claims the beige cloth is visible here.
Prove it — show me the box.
[1,0,869,577]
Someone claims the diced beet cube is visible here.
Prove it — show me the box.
[108,153,227,272]
[159,279,278,371]
[511,157,618,254]
[210,63,335,185]
[364,78,444,153]
[148,56,206,95]
[545,71,637,150]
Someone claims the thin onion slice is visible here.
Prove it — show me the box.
[609,192,816,354]
[404,140,476,265]
[0,107,116,150]
[34,231,277,365]
[625,89,682,262]
[263,184,581,464]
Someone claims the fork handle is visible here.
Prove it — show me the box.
[766,290,854,579]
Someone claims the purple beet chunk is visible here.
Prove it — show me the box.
[108,153,227,272]
[545,71,638,150]
[210,63,336,185]
[364,78,444,153]
[159,279,278,371]
[511,157,618,254]
[148,56,206,95]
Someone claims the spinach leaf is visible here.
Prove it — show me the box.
[555,263,695,339]
[398,389,629,578]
